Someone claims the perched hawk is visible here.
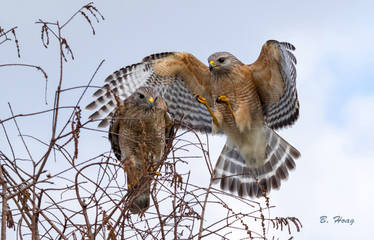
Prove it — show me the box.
[87,40,300,198]
[108,87,173,213]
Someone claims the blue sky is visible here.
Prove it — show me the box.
[324,58,374,124]
[1,0,374,239]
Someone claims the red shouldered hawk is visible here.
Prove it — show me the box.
[108,87,173,213]
[88,40,300,198]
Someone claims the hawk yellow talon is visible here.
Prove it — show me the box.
[216,95,235,120]
[194,94,219,127]
[127,184,132,189]
[216,95,229,103]
[195,95,207,104]
[155,171,161,176]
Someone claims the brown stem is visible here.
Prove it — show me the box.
[0,166,7,240]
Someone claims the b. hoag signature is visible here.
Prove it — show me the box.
[320,215,355,225]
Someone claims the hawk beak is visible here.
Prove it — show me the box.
[147,97,154,109]
[209,60,216,71]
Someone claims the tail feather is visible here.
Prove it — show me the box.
[213,126,300,198]
[127,170,151,214]
[128,182,151,214]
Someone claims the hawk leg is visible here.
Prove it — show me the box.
[216,96,236,121]
[194,95,219,127]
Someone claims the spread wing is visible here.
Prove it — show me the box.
[249,40,299,129]
[86,52,213,132]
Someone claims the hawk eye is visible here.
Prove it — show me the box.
[218,57,225,63]
[138,93,145,99]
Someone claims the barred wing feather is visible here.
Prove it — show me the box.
[249,40,299,129]
[86,52,213,132]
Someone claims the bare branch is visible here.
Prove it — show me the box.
[0,3,302,239]
[0,64,48,104]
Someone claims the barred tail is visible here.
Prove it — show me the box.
[213,126,300,198]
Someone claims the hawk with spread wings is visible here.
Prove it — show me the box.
[108,87,173,213]
[88,40,300,198]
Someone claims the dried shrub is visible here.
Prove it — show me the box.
[0,3,301,239]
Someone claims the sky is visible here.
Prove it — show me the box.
[1,0,374,239]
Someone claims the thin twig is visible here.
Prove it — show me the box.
[0,64,48,104]
[0,166,8,239]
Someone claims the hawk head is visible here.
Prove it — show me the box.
[128,87,159,111]
[208,52,243,73]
